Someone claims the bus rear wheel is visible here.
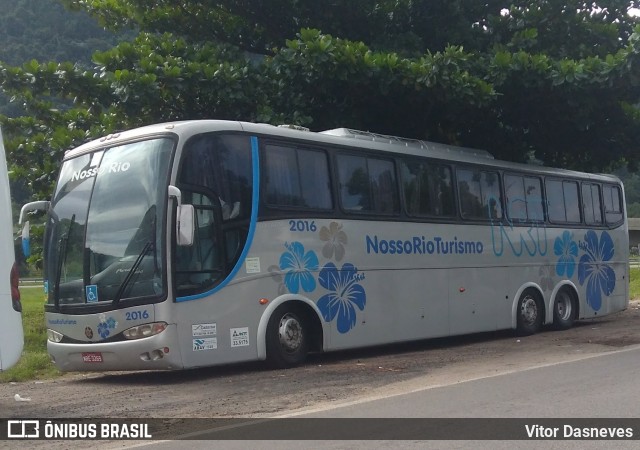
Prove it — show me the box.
[552,288,576,330]
[266,305,309,368]
[516,288,543,336]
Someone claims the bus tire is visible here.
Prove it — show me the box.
[516,288,543,336]
[266,304,309,368]
[552,288,576,330]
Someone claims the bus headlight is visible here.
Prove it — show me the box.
[123,322,168,340]
[47,329,63,343]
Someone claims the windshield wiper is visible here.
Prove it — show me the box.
[54,214,75,309]
[113,240,154,305]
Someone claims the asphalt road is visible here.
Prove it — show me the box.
[136,345,640,449]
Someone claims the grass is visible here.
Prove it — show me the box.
[631,267,640,300]
[0,287,60,382]
[2,267,640,382]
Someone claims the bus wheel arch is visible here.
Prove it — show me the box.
[551,284,578,330]
[515,286,545,336]
[257,297,324,368]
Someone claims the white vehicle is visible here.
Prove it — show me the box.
[21,121,629,371]
[0,128,24,371]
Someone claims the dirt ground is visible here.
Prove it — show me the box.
[2,300,640,442]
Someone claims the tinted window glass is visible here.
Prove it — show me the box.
[176,134,253,295]
[337,154,399,214]
[401,160,455,217]
[603,184,623,224]
[505,174,527,221]
[265,145,332,209]
[582,183,603,225]
[524,177,544,221]
[457,168,502,220]
[505,174,544,222]
[546,180,580,223]
[180,134,253,221]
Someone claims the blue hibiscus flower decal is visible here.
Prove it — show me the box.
[97,322,110,339]
[317,263,366,334]
[106,317,117,329]
[578,230,616,311]
[554,230,578,278]
[279,242,319,294]
[97,316,118,339]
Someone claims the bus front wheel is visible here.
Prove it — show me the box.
[266,305,309,368]
[516,289,543,336]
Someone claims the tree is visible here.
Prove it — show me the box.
[0,0,125,118]
[2,0,640,205]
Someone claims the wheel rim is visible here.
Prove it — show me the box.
[555,291,572,321]
[520,295,538,326]
[278,313,303,353]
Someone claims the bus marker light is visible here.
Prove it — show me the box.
[47,329,63,343]
[459,287,466,293]
[163,347,170,354]
[259,298,269,305]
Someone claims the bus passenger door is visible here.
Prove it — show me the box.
[448,268,501,335]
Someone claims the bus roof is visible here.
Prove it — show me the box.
[63,120,621,184]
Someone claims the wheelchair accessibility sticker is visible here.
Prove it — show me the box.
[86,285,98,303]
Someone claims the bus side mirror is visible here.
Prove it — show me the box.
[19,200,49,224]
[177,204,194,246]
[168,185,194,246]
[19,200,49,257]
[21,221,30,257]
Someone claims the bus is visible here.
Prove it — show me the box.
[0,127,24,371]
[20,120,629,371]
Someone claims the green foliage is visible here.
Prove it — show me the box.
[0,0,119,67]
[629,203,640,218]
[0,0,125,118]
[612,164,640,217]
[0,0,639,206]
[267,31,495,138]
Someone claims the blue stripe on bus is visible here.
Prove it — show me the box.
[176,135,260,302]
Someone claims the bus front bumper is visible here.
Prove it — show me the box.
[47,324,183,371]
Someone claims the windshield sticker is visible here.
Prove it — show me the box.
[71,161,130,181]
[230,327,250,347]
[193,338,217,351]
[85,285,99,303]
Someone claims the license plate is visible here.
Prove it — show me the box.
[81,352,103,363]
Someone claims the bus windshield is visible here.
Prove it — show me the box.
[44,138,174,308]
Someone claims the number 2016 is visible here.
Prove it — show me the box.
[289,220,317,232]
[126,310,149,321]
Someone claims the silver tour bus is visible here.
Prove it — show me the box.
[21,121,629,371]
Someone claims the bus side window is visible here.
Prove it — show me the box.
[175,193,221,292]
[505,174,543,223]
[264,144,332,209]
[603,185,623,224]
[457,168,502,220]
[337,154,399,214]
[582,183,603,225]
[401,159,455,217]
[546,180,581,223]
